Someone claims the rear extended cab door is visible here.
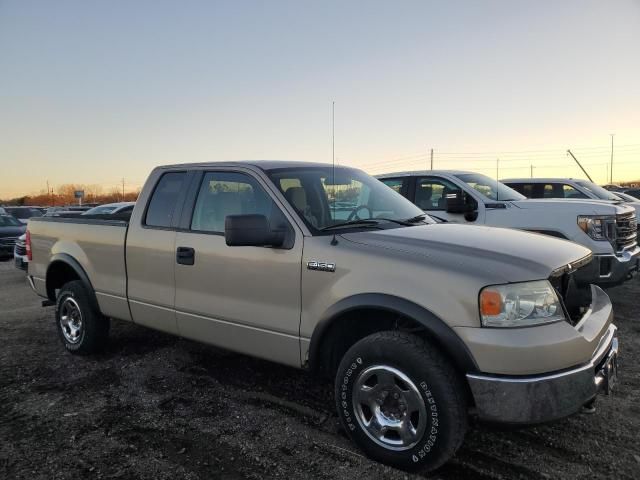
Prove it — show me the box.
[172,166,304,367]
[126,169,195,334]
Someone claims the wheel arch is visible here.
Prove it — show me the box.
[46,253,100,312]
[308,293,479,378]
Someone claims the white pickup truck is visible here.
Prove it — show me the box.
[377,170,639,287]
[502,177,640,220]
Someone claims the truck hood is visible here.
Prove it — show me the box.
[341,224,592,284]
[509,198,634,215]
[0,226,27,238]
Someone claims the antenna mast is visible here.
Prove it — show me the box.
[331,101,338,245]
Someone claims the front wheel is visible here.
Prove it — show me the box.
[335,331,468,471]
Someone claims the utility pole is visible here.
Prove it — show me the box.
[430,148,433,170]
[496,158,500,201]
[122,178,125,201]
[610,134,615,184]
[567,149,594,182]
[530,165,534,178]
[605,163,609,184]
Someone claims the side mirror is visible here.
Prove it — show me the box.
[445,190,474,214]
[225,214,285,247]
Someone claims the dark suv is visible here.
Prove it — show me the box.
[0,215,26,258]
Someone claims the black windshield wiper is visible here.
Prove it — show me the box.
[320,219,384,231]
[373,217,415,226]
[404,213,428,223]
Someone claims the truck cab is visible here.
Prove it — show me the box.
[502,177,640,221]
[377,170,640,287]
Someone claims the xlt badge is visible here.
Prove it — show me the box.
[307,261,336,272]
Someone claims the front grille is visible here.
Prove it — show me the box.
[15,243,27,256]
[550,265,592,326]
[615,212,638,251]
[0,236,18,248]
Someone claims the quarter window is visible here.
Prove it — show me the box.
[145,172,187,228]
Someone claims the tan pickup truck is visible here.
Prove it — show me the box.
[26,161,619,471]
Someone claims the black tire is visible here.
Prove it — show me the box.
[335,331,467,471]
[55,280,110,354]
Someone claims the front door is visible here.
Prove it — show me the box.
[173,169,304,367]
[413,175,483,223]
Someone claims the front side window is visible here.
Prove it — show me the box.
[268,167,426,233]
[575,180,620,201]
[191,172,275,233]
[454,173,525,201]
[145,172,187,228]
[415,177,460,210]
[562,184,588,199]
[0,215,23,227]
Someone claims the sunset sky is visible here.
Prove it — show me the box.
[1,0,639,199]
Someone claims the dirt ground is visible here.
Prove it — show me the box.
[0,258,638,480]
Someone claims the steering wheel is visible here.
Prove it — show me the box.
[347,205,373,221]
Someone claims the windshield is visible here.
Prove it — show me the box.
[0,215,23,227]
[268,166,429,233]
[615,192,639,202]
[454,173,525,201]
[575,180,620,201]
[83,205,118,215]
[6,208,42,219]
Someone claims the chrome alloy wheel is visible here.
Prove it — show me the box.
[59,297,84,344]
[353,365,427,451]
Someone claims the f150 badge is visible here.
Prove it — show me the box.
[307,261,336,272]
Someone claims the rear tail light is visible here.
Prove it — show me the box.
[26,230,32,261]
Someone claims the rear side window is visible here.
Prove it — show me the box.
[507,183,534,198]
[145,172,187,227]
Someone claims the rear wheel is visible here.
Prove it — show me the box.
[335,331,468,471]
[55,280,109,354]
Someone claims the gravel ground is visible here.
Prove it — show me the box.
[0,258,638,479]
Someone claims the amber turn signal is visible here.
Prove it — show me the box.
[480,289,502,316]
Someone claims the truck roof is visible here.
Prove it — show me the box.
[502,178,586,183]
[155,160,348,171]
[375,170,473,178]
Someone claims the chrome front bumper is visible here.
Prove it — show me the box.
[575,245,640,286]
[466,324,618,424]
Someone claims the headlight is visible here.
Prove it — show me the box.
[479,280,565,327]
[577,215,615,241]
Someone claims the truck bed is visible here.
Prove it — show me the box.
[28,216,131,321]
